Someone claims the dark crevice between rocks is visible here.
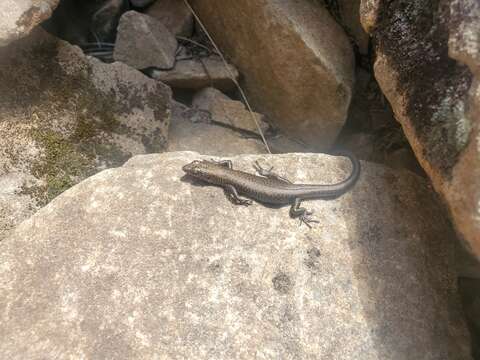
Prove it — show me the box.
[334,65,426,177]
[41,0,128,48]
[317,0,371,68]
[459,278,480,359]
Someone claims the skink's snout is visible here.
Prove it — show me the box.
[182,160,203,175]
[182,163,191,172]
[182,162,194,173]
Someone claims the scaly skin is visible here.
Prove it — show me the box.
[182,154,360,227]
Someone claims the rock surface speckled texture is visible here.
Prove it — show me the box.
[360,0,480,257]
[0,152,470,359]
[0,28,171,240]
[190,0,355,148]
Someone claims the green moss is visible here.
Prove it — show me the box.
[72,96,127,140]
[71,116,97,142]
[21,125,130,206]
[5,34,164,206]
[24,95,132,205]
[45,173,77,200]
[27,129,95,205]
[71,113,130,167]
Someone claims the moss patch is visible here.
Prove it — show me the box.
[25,129,94,205]
[3,31,168,206]
[21,124,130,205]
[2,32,132,204]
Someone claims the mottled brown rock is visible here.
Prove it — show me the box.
[360,0,480,257]
[0,0,59,46]
[146,0,193,37]
[190,0,355,149]
[113,10,178,69]
[447,0,480,257]
[0,28,171,240]
[0,151,471,359]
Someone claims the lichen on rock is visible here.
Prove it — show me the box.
[0,28,171,239]
[360,0,480,257]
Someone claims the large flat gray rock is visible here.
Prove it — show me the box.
[0,152,470,359]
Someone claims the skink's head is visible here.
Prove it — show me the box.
[182,160,216,181]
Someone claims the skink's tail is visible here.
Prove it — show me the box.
[328,150,361,194]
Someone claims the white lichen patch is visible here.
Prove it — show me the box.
[60,291,79,321]
[109,229,128,238]
[135,330,152,348]
[452,100,471,150]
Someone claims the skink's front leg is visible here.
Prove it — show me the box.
[210,159,233,169]
[224,185,252,206]
[289,198,319,228]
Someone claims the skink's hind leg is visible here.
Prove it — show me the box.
[289,198,319,228]
[224,185,252,206]
[253,160,292,184]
